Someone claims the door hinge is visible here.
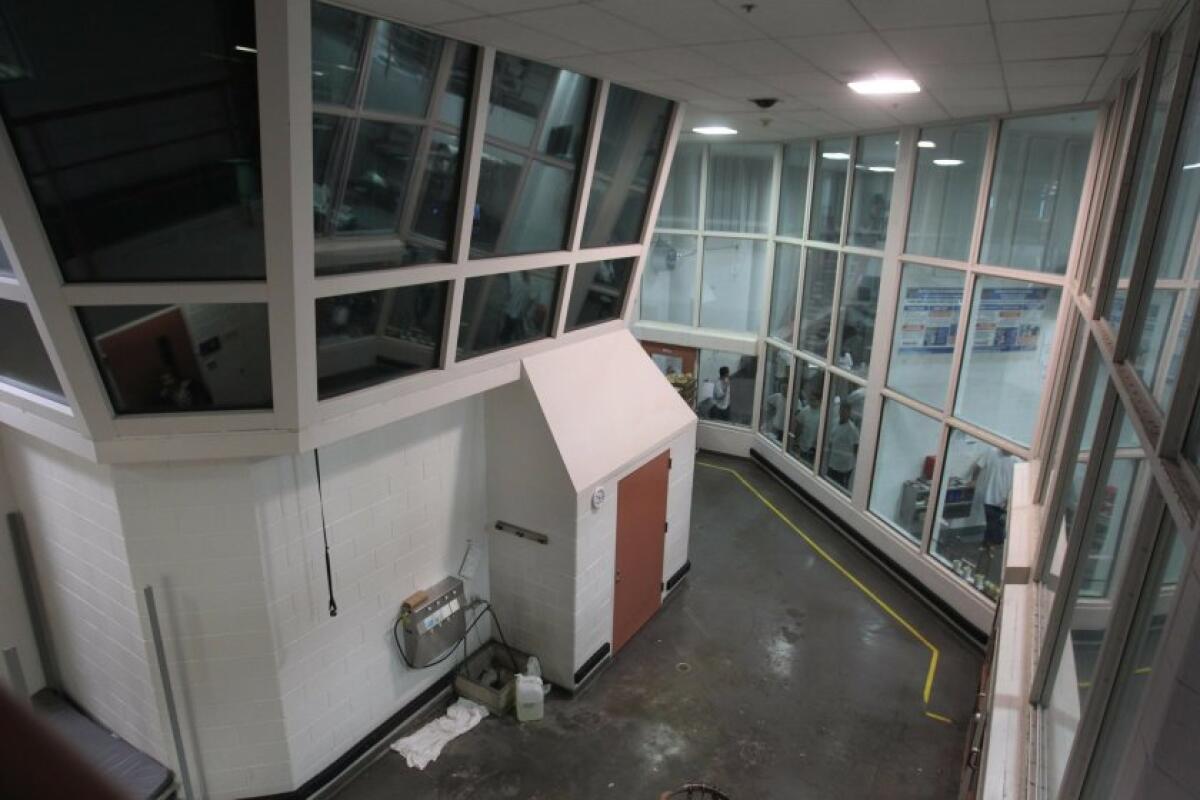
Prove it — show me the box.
[664,521,669,533]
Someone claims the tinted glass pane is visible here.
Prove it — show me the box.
[79,304,272,413]
[458,267,562,358]
[363,22,441,116]
[698,349,756,427]
[786,359,826,469]
[312,2,369,106]
[811,138,851,243]
[955,277,1063,446]
[870,399,942,541]
[333,120,421,234]
[471,55,592,257]
[821,376,864,495]
[759,346,791,445]
[0,299,63,403]
[699,237,768,333]
[798,248,837,358]
[658,142,701,229]
[641,233,696,324]
[887,264,965,409]
[980,111,1095,274]
[834,255,882,378]
[582,86,672,247]
[778,141,811,238]
[705,143,773,234]
[768,243,802,342]
[0,237,12,276]
[565,258,634,330]
[0,0,265,281]
[848,133,897,248]
[906,122,989,261]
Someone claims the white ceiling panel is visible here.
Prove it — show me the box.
[713,0,869,38]
[435,16,593,59]
[1003,57,1104,88]
[780,31,905,77]
[693,39,817,76]
[1008,85,1091,111]
[853,0,989,30]
[881,24,1000,66]
[931,87,1011,117]
[506,5,668,53]
[455,0,570,13]
[1111,10,1162,55]
[619,48,730,80]
[1088,55,1134,101]
[995,14,1125,61]
[758,72,849,95]
[345,0,482,25]
[553,53,666,84]
[990,0,1129,22]
[871,93,949,124]
[909,63,1005,90]
[700,74,785,99]
[591,0,763,45]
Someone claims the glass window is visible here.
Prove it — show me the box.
[698,237,768,333]
[657,143,702,229]
[458,267,561,358]
[834,255,882,378]
[955,277,1063,446]
[906,122,989,261]
[798,248,838,358]
[582,86,672,247]
[777,141,811,238]
[0,300,63,403]
[759,346,791,445]
[931,432,1023,599]
[886,264,966,409]
[980,111,1096,274]
[786,359,826,469]
[313,2,369,106]
[0,0,265,282]
[870,399,942,542]
[471,55,593,257]
[564,258,634,331]
[697,349,756,427]
[362,21,442,116]
[641,233,696,325]
[78,304,273,413]
[705,143,774,234]
[768,243,802,342]
[1187,395,1200,469]
[0,238,12,277]
[848,133,897,248]
[811,138,851,243]
[821,377,865,495]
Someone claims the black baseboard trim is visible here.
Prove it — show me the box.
[746,448,987,648]
[573,642,611,687]
[665,560,691,592]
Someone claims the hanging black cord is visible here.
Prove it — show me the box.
[313,449,338,617]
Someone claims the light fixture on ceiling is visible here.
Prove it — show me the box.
[235,45,258,54]
[848,76,920,95]
[868,166,896,173]
[693,126,738,136]
[822,152,851,160]
[933,158,964,167]
[918,140,936,148]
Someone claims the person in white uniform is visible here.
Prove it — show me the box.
[824,400,859,490]
[709,366,732,421]
[968,447,1016,590]
[790,386,821,465]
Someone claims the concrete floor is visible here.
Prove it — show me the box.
[335,454,984,800]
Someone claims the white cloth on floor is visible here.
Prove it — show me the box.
[389,698,489,770]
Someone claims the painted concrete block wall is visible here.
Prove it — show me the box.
[0,437,44,694]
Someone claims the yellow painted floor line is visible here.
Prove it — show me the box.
[698,461,944,716]
[925,711,954,724]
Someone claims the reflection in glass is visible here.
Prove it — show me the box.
[658,143,702,229]
[697,350,757,427]
[906,122,989,261]
[471,55,593,257]
[778,141,812,238]
[786,359,826,469]
[0,300,64,403]
[641,234,697,324]
[0,0,265,281]
[78,304,272,413]
[886,264,965,409]
[363,22,442,116]
[582,86,672,247]
[834,255,882,378]
[822,377,864,495]
[848,133,897,248]
[932,431,1023,599]
[768,243,802,342]
[705,143,774,234]
[955,277,1063,447]
[798,248,837,357]
[565,258,634,330]
[870,399,942,542]
[699,237,768,333]
[811,138,851,243]
[980,111,1095,274]
[759,346,791,445]
[313,3,369,106]
[458,267,562,358]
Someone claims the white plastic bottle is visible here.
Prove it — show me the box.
[515,674,544,721]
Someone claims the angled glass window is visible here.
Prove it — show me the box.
[870,399,942,542]
[821,376,864,495]
[777,141,812,238]
[0,237,12,277]
[0,300,64,403]
[834,255,882,378]
[79,304,272,413]
[471,55,593,257]
[641,233,696,324]
[705,143,774,234]
[313,3,369,106]
[980,110,1095,274]
[362,21,443,116]
[565,257,634,330]
[887,264,965,409]
[811,138,851,243]
[0,0,265,282]
[848,133,897,248]
[658,142,702,230]
[906,122,989,261]
[314,284,447,400]
[786,358,826,469]
[582,86,672,247]
[768,243,802,342]
[458,267,562,358]
[698,349,756,427]
[699,237,768,333]
[759,345,791,446]
[798,248,838,358]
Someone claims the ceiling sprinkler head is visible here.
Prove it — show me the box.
[741,3,756,13]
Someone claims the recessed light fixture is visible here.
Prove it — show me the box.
[933,158,964,167]
[918,140,936,149]
[1184,162,1200,170]
[235,45,258,54]
[822,152,851,160]
[848,77,921,95]
[692,126,738,136]
[868,166,896,173]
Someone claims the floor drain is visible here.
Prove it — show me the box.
[676,662,692,673]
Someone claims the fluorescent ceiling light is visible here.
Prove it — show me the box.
[822,152,850,160]
[848,77,920,95]
[692,126,737,135]
[868,166,896,173]
[917,140,936,149]
[1184,162,1200,170]
[235,45,257,54]
[933,158,964,167]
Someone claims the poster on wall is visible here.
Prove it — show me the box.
[970,286,1049,352]
[897,287,962,353]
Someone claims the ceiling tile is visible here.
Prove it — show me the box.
[909,63,1005,90]
[553,53,666,84]
[348,0,483,25]
[1007,84,1090,111]
[1088,55,1133,100]
[780,31,904,77]
[506,5,668,52]
[454,0,568,12]
[714,0,869,38]
[995,14,1124,60]
[692,40,816,76]
[619,48,729,80]
[1003,57,1103,87]
[881,24,999,66]
[759,72,848,96]
[591,0,763,45]
[701,74,783,99]
[871,93,948,124]
[990,0,1129,22]
[1110,10,1160,55]
[630,79,708,102]
[931,87,1010,116]
[827,106,899,128]
[436,16,592,59]
[854,0,989,30]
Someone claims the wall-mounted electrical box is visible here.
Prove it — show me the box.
[400,577,465,668]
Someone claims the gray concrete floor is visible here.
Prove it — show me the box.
[335,454,984,800]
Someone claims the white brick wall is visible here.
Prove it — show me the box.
[0,436,44,693]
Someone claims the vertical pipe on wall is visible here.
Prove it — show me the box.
[143,585,194,800]
[7,512,59,691]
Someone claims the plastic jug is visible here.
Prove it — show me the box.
[515,674,544,722]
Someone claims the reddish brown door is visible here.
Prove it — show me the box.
[613,451,670,653]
